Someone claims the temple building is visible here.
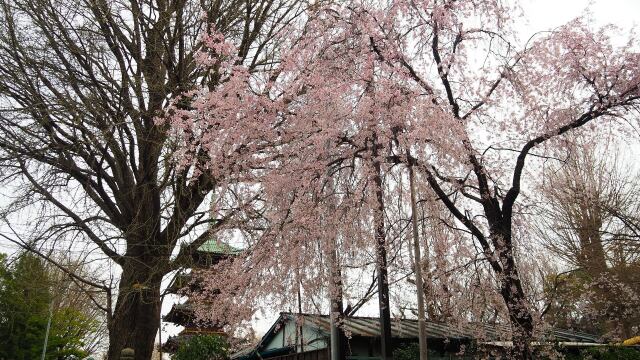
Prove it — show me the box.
[231,312,605,360]
[162,239,241,353]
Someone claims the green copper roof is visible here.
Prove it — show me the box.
[197,239,242,255]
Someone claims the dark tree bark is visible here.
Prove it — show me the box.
[415,110,633,358]
[371,134,393,360]
[421,163,538,358]
[109,260,164,360]
[496,231,535,358]
[0,0,303,358]
[382,9,639,354]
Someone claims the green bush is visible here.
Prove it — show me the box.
[393,342,420,360]
[173,335,229,360]
[565,347,640,360]
[0,253,99,360]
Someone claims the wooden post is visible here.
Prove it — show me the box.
[409,164,428,360]
[121,348,135,360]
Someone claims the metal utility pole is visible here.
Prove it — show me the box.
[40,299,54,360]
[409,164,428,360]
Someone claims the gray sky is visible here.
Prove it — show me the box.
[521,0,639,33]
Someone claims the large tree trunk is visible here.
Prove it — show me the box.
[501,279,534,359]
[496,236,534,360]
[107,259,164,360]
[372,150,393,360]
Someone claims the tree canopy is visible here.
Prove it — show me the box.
[0,0,305,357]
[0,253,101,360]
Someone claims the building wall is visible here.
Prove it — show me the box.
[263,319,328,353]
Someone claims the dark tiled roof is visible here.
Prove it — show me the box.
[280,313,601,343]
[231,312,602,360]
[296,313,470,339]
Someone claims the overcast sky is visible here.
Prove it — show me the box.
[521,0,639,34]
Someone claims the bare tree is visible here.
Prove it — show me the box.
[0,0,303,358]
[538,143,640,338]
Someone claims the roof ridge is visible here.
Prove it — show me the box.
[280,312,464,325]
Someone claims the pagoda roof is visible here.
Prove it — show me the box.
[164,303,225,329]
[166,269,225,294]
[176,239,242,269]
[197,239,242,255]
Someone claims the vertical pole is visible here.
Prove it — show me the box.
[409,165,428,360]
[329,242,343,360]
[297,281,304,352]
[158,307,163,360]
[40,300,53,360]
[372,136,392,360]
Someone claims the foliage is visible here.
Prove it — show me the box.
[565,347,640,360]
[542,271,593,331]
[0,253,99,360]
[393,342,420,360]
[172,335,230,360]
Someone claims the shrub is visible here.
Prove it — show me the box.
[393,342,420,360]
[565,346,640,360]
[173,335,230,360]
